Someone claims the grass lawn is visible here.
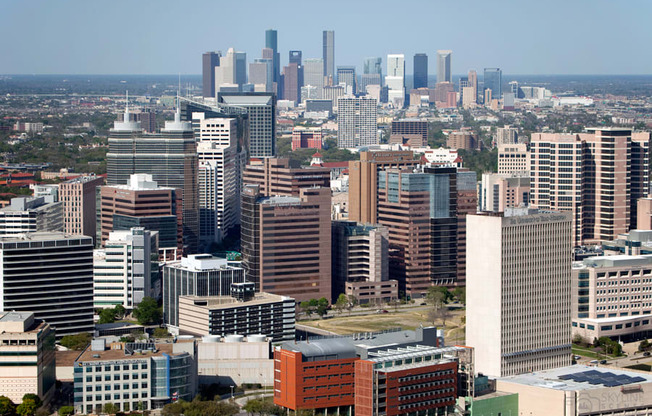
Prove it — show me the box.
[572,345,617,360]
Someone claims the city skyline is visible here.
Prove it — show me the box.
[1,0,651,75]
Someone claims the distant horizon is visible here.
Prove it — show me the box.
[4,73,652,78]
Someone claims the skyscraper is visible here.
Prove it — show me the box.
[60,175,104,243]
[336,66,356,94]
[483,68,502,99]
[217,92,276,158]
[466,209,572,377]
[436,50,452,83]
[283,63,300,104]
[249,58,272,92]
[202,51,220,98]
[235,51,247,86]
[265,29,280,84]
[413,53,428,89]
[214,48,240,91]
[386,54,405,107]
[323,30,335,81]
[303,58,324,98]
[337,96,378,148]
[363,57,382,75]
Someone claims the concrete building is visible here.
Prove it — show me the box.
[480,173,530,212]
[0,196,62,234]
[94,227,158,310]
[572,253,652,342]
[436,50,452,83]
[496,365,652,416]
[331,221,397,304]
[337,66,357,94]
[249,58,273,93]
[530,129,650,246]
[197,334,273,387]
[162,254,245,330]
[359,74,381,96]
[0,232,94,338]
[241,185,331,302]
[497,143,529,174]
[390,119,428,147]
[323,30,335,81]
[456,170,478,287]
[107,105,199,253]
[348,151,418,225]
[466,209,572,377]
[99,174,182,260]
[178,283,295,341]
[337,96,378,148]
[283,63,301,104]
[217,92,276,158]
[323,84,346,110]
[0,312,55,404]
[30,184,59,202]
[202,51,220,98]
[386,54,405,108]
[421,148,462,167]
[60,175,104,242]
[603,230,652,256]
[638,198,652,230]
[303,58,324,98]
[243,157,330,197]
[291,126,322,151]
[446,131,480,151]
[74,340,196,413]
[495,126,519,145]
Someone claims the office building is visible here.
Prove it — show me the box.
[0,312,55,405]
[386,54,405,107]
[331,221,398,304]
[466,209,572,377]
[60,175,104,242]
[265,29,280,85]
[337,96,378,148]
[202,51,220,98]
[446,130,480,150]
[163,254,245,329]
[433,82,455,106]
[249,58,272,92]
[214,48,237,92]
[217,92,276,158]
[322,84,346,109]
[94,227,158,310]
[241,185,331,302]
[530,129,650,246]
[348,151,418,224]
[421,148,462,167]
[0,232,94,338]
[483,68,502,99]
[323,30,335,81]
[178,283,295,342]
[30,184,58,201]
[107,104,199,253]
[283,63,300,104]
[198,118,239,245]
[337,66,356,94]
[291,126,322,150]
[480,173,530,212]
[467,69,478,103]
[413,53,428,89]
[359,74,381,96]
[0,196,62,234]
[74,340,196,413]
[436,50,452,83]
[639,198,652,229]
[389,119,428,147]
[243,157,330,196]
[99,174,182,260]
[497,143,529,174]
[363,57,382,76]
[455,170,478,287]
[303,58,324,98]
[495,126,519,145]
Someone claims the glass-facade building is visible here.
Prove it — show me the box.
[483,68,502,100]
[413,53,428,89]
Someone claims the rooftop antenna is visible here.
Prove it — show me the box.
[174,74,181,123]
[124,90,130,123]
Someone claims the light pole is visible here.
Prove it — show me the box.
[230,385,234,401]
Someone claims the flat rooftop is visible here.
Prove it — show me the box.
[579,254,652,268]
[499,365,652,391]
[180,292,292,309]
[77,343,175,363]
[0,232,92,243]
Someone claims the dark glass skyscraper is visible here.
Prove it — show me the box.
[202,52,220,98]
[265,29,280,84]
[413,53,428,89]
[483,68,502,99]
[336,66,356,94]
[323,30,335,81]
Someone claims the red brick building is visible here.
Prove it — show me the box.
[291,126,323,151]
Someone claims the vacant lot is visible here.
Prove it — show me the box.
[300,305,466,344]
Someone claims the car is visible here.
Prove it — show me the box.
[381,309,389,313]
[590,360,599,364]
[420,302,427,306]
[574,355,581,360]
[599,360,607,364]
[644,352,651,357]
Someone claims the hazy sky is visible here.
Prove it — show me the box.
[2,0,651,75]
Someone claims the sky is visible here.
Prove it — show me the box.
[2,0,651,76]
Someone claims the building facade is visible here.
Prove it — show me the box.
[390,119,428,147]
[497,143,529,174]
[337,96,378,148]
[413,53,428,89]
[291,126,323,151]
[217,92,276,158]
[479,173,530,212]
[436,51,452,84]
[323,30,335,81]
[60,175,104,242]
[0,197,62,234]
[243,157,330,197]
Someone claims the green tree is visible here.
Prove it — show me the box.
[639,339,651,352]
[15,400,37,416]
[452,287,466,304]
[316,297,330,318]
[347,295,358,313]
[58,406,74,416]
[243,399,263,416]
[102,403,119,414]
[114,304,126,320]
[19,397,39,411]
[133,297,162,325]
[334,294,349,315]
[161,400,185,416]
[153,327,170,338]
[0,396,16,416]
[59,333,92,351]
[98,308,117,324]
[299,300,315,318]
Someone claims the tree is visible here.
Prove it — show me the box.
[243,399,263,416]
[153,327,170,338]
[639,339,651,352]
[58,406,74,416]
[114,304,126,320]
[334,294,348,315]
[102,403,119,415]
[59,333,92,351]
[133,297,162,325]
[316,297,329,318]
[347,295,358,314]
[19,397,39,411]
[0,396,16,416]
[452,287,466,304]
[15,400,37,416]
[299,301,314,318]
[161,400,185,416]
[98,308,117,324]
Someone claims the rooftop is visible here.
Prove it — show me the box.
[258,195,301,205]
[180,292,293,309]
[77,342,176,363]
[579,254,652,269]
[0,232,92,243]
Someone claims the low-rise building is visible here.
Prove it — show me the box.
[0,312,56,404]
[292,126,323,150]
[0,196,62,234]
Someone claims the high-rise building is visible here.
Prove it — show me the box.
[337,96,378,148]
[455,170,478,287]
[0,232,94,338]
[214,48,236,92]
[436,50,452,83]
[479,173,530,212]
[323,30,335,81]
[530,129,650,245]
[242,157,330,196]
[363,57,382,75]
[413,53,428,89]
[283,63,300,104]
[446,130,480,150]
[497,143,529,174]
[249,58,273,92]
[386,54,405,107]
[93,227,158,310]
[235,50,247,86]
[468,69,478,103]
[241,185,331,302]
[337,66,356,94]
[0,196,62,234]
[99,174,182,260]
[60,175,104,243]
[303,58,324,98]
[389,119,428,147]
[322,84,346,109]
[0,312,55,404]
[107,103,199,253]
[466,209,572,377]
[265,29,280,84]
[495,126,519,145]
[359,74,381,96]
[217,92,276,158]
[202,51,220,98]
[483,68,502,99]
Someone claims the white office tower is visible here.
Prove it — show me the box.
[93,227,158,310]
[466,209,572,377]
[337,96,378,148]
[303,58,324,98]
[215,48,246,93]
[437,50,452,83]
[386,54,405,108]
[249,58,273,92]
[198,118,238,245]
